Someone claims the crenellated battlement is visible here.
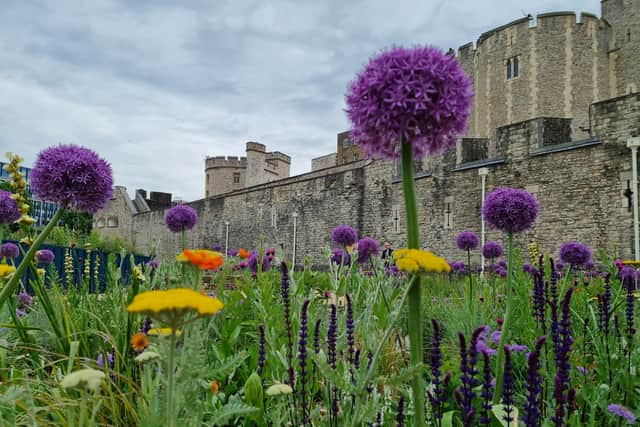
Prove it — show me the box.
[205,156,247,169]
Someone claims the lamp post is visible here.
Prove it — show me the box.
[628,137,640,260]
[292,212,298,271]
[478,167,490,272]
[224,221,230,257]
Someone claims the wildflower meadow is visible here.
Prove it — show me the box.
[1,46,639,427]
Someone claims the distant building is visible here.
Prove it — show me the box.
[336,131,364,166]
[0,161,58,227]
[311,153,337,171]
[204,142,291,198]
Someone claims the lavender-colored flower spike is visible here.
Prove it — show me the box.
[332,224,358,247]
[357,237,380,264]
[523,336,546,427]
[558,241,591,268]
[30,145,113,213]
[456,231,479,251]
[297,300,310,424]
[346,46,473,160]
[280,262,294,386]
[36,249,55,264]
[427,319,445,422]
[482,187,539,234]
[257,325,266,375]
[532,270,546,331]
[0,242,19,259]
[345,294,355,365]
[164,204,198,233]
[553,288,574,426]
[327,304,338,370]
[313,318,322,355]
[479,351,493,425]
[607,404,637,424]
[501,346,515,425]
[482,241,503,260]
[0,191,21,224]
[396,396,405,427]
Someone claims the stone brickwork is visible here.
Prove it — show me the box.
[311,153,337,171]
[99,94,640,267]
[602,0,640,96]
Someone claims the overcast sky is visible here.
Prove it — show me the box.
[1,0,600,201]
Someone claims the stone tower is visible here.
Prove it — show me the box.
[602,0,640,96]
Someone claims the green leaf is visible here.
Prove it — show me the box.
[491,404,519,427]
[209,400,259,426]
[442,411,455,427]
[244,372,264,420]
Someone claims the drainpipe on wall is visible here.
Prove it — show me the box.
[478,167,490,272]
[224,221,230,257]
[628,137,640,260]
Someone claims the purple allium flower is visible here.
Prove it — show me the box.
[345,46,473,160]
[227,248,238,257]
[559,241,591,268]
[482,241,503,260]
[449,260,467,274]
[356,237,380,264]
[482,187,539,234]
[30,145,113,213]
[164,204,197,233]
[0,191,20,224]
[584,260,595,270]
[607,404,636,423]
[36,249,55,264]
[331,224,357,247]
[248,250,270,274]
[456,231,479,251]
[211,243,222,252]
[330,248,351,266]
[495,266,507,278]
[17,292,33,308]
[0,242,19,259]
[297,300,310,423]
[522,263,536,275]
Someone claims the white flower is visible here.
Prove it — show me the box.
[60,368,106,392]
[265,383,293,396]
[135,351,161,363]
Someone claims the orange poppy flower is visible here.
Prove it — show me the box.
[210,379,220,394]
[238,248,250,259]
[177,249,224,271]
[131,332,150,352]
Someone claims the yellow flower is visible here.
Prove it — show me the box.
[132,265,145,282]
[0,263,16,280]
[19,237,33,246]
[148,327,182,336]
[128,288,224,319]
[393,249,450,274]
[17,215,35,226]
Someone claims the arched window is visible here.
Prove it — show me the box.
[107,217,119,228]
[506,59,512,80]
[97,218,106,228]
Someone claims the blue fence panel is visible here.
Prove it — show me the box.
[2,240,150,293]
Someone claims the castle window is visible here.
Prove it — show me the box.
[353,153,358,161]
[506,56,519,80]
[342,155,347,164]
[342,138,350,149]
[506,59,512,79]
[107,217,119,228]
[513,57,519,77]
[233,173,240,184]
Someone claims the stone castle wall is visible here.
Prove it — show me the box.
[602,0,640,96]
[111,94,640,266]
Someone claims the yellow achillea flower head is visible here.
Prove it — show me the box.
[393,249,450,274]
[0,263,16,280]
[148,327,182,336]
[60,368,106,392]
[128,288,224,319]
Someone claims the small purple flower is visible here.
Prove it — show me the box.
[0,190,21,224]
[0,242,19,259]
[508,344,529,353]
[15,308,26,318]
[164,204,198,233]
[227,248,239,257]
[559,242,591,268]
[482,187,539,234]
[576,366,588,376]
[491,330,502,346]
[456,231,479,251]
[147,259,160,271]
[211,243,222,252]
[36,249,55,264]
[248,250,270,274]
[482,241,503,260]
[30,145,113,213]
[345,46,473,160]
[608,404,636,423]
[331,224,357,247]
[356,237,380,264]
[330,248,351,266]
[522,263,537,275]
[449,260,467,274]
[17,292,33,308]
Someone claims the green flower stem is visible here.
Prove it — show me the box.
[0,207,65,311]
[401,140,425,427]
[167,328,178,427]
[493,232,514,403]
[466,249,473,315]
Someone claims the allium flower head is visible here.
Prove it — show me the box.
[0,242,19,259]
[29,145,113,213]
[559,241,591,267]
[36,249,55,264]
[456,231,479,251]
[482,187,539,234]
[0,190,21,224]
[482,241,503,260]
[346,46,473,159]
[164,204,198,233]
[330,248,351,266]
[332,224,357,247]
[357,237,380,263]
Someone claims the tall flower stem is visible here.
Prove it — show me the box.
[466,249,473,315]
[401,140,424,426]
[493,232,513,403]
[0,207,65,311]
[166,328,178,427]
